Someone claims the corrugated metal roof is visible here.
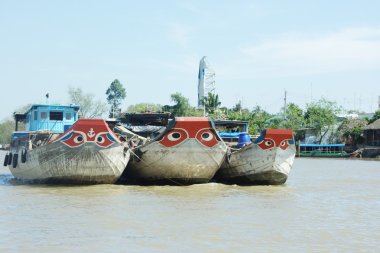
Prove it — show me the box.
[364,119,380,130]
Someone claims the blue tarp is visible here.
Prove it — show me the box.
[218,132,247,138]
[11,132,29,140]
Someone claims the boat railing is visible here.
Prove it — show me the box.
[37,121,64,133]
[299,144,347,155]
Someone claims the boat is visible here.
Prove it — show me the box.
[3,104,130,184]
[298,143,348,157]
[213,120,296,185]
[119,113,227,185]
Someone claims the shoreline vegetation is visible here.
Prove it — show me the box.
[1,82,379,155]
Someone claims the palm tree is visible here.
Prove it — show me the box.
[202,92,221,115]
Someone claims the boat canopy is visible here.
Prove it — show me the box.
[213,120,249,136]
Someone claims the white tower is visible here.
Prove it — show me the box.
[197,56,216,114]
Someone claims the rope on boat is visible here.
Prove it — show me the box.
[129,148,142,161]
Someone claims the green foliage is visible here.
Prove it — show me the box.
[338,118,368,145]
[186,108,204,117]
[127,103,163,113]
[164,92,192,117]
[106,79,126,118]
[369,110,380,124]
[304,98,340,142]
[222,105,274,134]
[0,120,13,144]
[229,110,250,119]
[68,87,107,118]
[266,117,283,129]
[162,92,205,117]
[202,92,221,114]
[102,88,372,145]
[248,106,272,134]
[232,100,242,112]
[282,103,305,130]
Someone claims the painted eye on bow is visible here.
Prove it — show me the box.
[95,133,115,148]
[62,132,86,148]
[159,128,188,147]
[257,138,275,150]
[168,132,182,141]
[201,132,213,141]
[97,136,105,144]
[74,135,84,144]
[265,140,273,146]
[195,129,218,147]
[279,140,290,150]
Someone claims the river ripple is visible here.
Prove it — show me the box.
[0,151,379,252]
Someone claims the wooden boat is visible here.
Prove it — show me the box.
[213,120,296,185]
[3,104,130,184]
[120,114,227,185]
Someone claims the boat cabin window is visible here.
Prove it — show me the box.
[50,111,63,121]
[33,111,38,121]
[65,112,72,120]
[41,112,48,120]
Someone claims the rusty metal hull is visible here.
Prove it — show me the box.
[126,140,226,185]
[8,119,130,184]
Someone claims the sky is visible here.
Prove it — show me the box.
[1,0,380,121]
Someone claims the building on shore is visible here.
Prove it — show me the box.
[364,119,380,147]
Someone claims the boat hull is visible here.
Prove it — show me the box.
[123,117,227,185]
[7,119,130,184]
[214,129,296,185]
[126,140,226,185]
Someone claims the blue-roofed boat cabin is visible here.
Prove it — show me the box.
[13,104,80,139]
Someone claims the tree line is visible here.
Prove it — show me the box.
[127,92,380,146]
[1,80,379,146]
[0,79,126,144]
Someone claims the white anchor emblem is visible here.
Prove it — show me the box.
[88,128,95,138]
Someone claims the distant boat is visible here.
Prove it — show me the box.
[213,120,296,185]
[298,143,348,157]
[119,113,227,185]
[3,104,130,184]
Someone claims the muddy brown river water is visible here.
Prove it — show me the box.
[0,151,379,252]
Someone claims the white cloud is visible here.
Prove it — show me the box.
[220,27,380,79]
